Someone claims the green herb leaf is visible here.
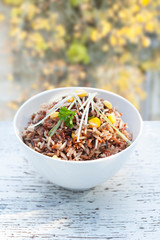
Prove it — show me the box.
[59,106,75,128]
[48,120,62,137]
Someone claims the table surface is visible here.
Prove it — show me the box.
[0,121,160,240]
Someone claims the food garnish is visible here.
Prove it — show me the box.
[23,89,132,160]
[59,106,75,128]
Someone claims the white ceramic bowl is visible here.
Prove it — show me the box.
[14,87,143,190]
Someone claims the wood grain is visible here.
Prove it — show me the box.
[0,122,160,239]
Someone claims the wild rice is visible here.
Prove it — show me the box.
[22,92,132,161]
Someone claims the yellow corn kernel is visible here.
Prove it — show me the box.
[71,132,77,139]
[52,155,61,160]
[108,113,116,124]
[88,117,101,128]
[76,89,87,98]
[103,100,112,109]
[68,96,74,102]
[50,112,59,119]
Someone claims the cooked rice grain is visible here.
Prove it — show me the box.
[22,96,132,161]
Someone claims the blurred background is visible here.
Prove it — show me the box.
[0,0,160,121]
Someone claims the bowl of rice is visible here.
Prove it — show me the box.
[14,87,143,190]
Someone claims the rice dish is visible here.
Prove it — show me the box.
[22,89,132,161]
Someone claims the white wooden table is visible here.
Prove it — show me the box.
[0,121,160,240]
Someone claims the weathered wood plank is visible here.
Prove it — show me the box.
[0,122,160,239]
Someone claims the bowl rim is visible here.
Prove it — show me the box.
[13,87,143,164]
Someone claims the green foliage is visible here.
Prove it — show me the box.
[67,43,90,64]
[59,106,75,128]
[69,0,80,7]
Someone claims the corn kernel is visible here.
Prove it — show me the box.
[108,113,116,124]
[52,155,61,160]
[103,100,112,109]
[68,96,74,102]
[76,89,87,98]
[50,112,59,119]
[88,117,101,128]
[71,132,77,139]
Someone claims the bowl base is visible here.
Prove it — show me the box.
[58,185,95,192]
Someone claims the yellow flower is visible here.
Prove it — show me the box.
[118,10,128,20]
[32,18,51,31]
[49,13,57,24]
[118,37,126,46]
[26,4,37,20]
[136,14,144,23]
[18,31,27,40]
[10,27,19,37]
[142,37,151,47]
[131,5,140,13]
[10,16,20,25]
[145,22,154,32]
[4,0,23,6]
[91,29,100,42]
[91,21,110,42]
[142,0,150,6]
[11,7,22,17]
[56,25,66,37]
[116,77,129,91]
[119,53,132,63]
[113,3,119,11]
[109,35,117,46]
[43,67,51,75]
[100,20,111,37]
[125,26,141,40]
